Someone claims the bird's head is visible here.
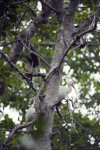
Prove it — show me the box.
[68,79,77,94]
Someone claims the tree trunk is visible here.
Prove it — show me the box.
[35,0,80,149]
[36,109,54,150]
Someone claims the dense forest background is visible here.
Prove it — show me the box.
[0,0,100,150]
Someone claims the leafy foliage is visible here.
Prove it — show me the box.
[0,0,100,149]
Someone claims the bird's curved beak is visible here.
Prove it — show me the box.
[71,83,77,94]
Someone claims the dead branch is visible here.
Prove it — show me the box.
[75,0,100,34]
[40,0,58,13]
[25,71,46,80]
[22,3,36,17]
[0,51,36,92]
[58,10,98,69]
[19,35,50,68]
[41,41,55,47]
[12,0,29,5]
[56,105,63,118]
[8,0,52,65]
[50,122,69,139]
[0,40,19,47]
[0,81,45,150]
[67,42,87,56]
[0,118,37,150]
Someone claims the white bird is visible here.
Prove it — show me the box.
[58,79,77,101]
[25,80,76,122]
[56,79,77,124]
[58,80,78,132]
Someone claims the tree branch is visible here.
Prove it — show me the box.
[56,105,63,118]
[74,14,95,33]
[75,1,100,34]
[0,40,19,47]
[82,55,100,62]
[0,51,37,92]
[40,0,58,13]
[67,0,80,18]
[12,0,30,5]
[19,35,50,68]
[41,41,55,47]
[50,122,69,139]
[22,3,36,17]
[67,42,87,56]
[0,128,31,133]
[24,70,46,80]
[0,118,37,150]
[74,119,86,131]
[2,0,20,24]
[58,8,98,69]
[9,0,52,64]
[0,79,46,150]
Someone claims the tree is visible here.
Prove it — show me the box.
[0,0,100,149]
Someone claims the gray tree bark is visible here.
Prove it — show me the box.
[34,0,80,150]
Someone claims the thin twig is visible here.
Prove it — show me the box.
[25,71,46,80]
[22,3,36,16]
[0,51,36,92]
[0,128,31,133]
[50,121,69,139]
[67,42,86,56]
[0,118,37,150]
[0,78,45,150]
[41,41,55,46]
[40,0,58,13]
[44,66,57,81]
[1,0,20,24]
[18,10,27,26]
[12,0,29,5]
[74,119,86,131]
[58,10,98,69]
[19,35,50,68]
[0,40,19,47]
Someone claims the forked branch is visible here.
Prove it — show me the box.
[0,51,36,92]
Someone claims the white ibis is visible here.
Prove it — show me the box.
[25,103,36,122]
[26,80,76,121]
[58,80,77,132]
[58,79,77,101]
[56,79,77,119]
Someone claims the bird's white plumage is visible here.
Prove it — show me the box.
[58,86,68,100]
[25,80,75,122]
[67,79,72,86]
[58,79,73,101]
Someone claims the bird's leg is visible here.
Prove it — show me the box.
[65,98,74,128]
[66,98,78,134]
[69,99,74,109]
